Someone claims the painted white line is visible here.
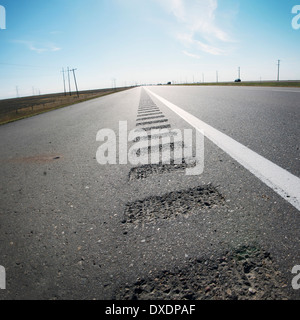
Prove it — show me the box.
[145,87,300,211]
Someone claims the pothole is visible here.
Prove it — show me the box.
[138,109,160,114]
[138,110,160,115]
[132,141,185,156]
[137,111,163,116]
[129,159,196,180]
[140,124,171,131]
[136,119,169,126]
[137,115,165,121]
[123,185,225,225]
[138,106,159,110]
[113,246,289,300]
[132,131,178,143]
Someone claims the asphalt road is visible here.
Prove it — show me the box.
[0,86,299,300]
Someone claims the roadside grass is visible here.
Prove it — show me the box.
[0,87,132,125]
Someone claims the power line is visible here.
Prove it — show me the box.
[0,62,54,69]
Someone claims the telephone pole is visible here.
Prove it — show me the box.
[112,78,117,90]
[277,60,281,82]
[61,68,66,96]
[238,67,241,79]
[67,67,72,96]
[216,71,218,83]
[70,68,79,97]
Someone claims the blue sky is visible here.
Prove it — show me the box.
[0,0,299,99]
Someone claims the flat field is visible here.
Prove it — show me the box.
[0,87,130,125]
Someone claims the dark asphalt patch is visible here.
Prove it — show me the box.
[140,124,172,131]
[136,115,165,121]
[136,119,169,126]
[132,131,178,143]
[133,141,184,156]
[138,109,160,113]
[138,107,159,110]
[113,246,289,300]
[137,111,162,115]
[138,105,159,109]
[137,111,163,116]
[129,159,196,180]
[123,185,225,225]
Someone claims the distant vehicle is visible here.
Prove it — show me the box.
[167,82,172,85]
[234,79,241,82]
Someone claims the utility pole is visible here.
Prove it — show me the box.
[238,67,241,79]
[112,78,116,90]
[71,68,79,97]
[67,67,72,96]
[62,68,66,96]
[202,73,204,83]
[277,60,281,81]
[216,71,218,83]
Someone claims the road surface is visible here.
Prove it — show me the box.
[0,85,299,300]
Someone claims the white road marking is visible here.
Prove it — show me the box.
[145,87,300,211]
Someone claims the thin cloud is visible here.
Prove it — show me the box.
[12,40,61,53]
[158,0,236,55]
[178,33,226,56]
[182,50,201,59]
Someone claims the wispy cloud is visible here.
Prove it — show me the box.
[158,0,236,55]
[178,33,226,56]
[12,40,61,54]
[182,50,201,59]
